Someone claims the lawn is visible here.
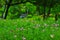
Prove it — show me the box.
[0,17,60,40]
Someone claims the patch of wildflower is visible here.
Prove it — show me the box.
[22,36,26,40]
[50,34,55,38]
[51,23,59,27]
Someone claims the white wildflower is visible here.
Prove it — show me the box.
[14,35,17,38]
[42,29,45,32]
[52,23,59,27]
[20,27,25,31]
[22,36,26,40]
[44,23,49,27]
[50,34,54,38]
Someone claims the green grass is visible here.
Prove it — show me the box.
[0,17,60,40]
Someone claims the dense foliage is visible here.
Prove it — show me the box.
[0,0,60,20]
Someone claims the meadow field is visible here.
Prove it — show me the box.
[0,16,60,40]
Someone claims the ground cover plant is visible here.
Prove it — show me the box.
[0,17,60,40]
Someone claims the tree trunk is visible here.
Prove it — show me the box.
[55,13,58,21]
[4,0,12,19]
[43,5,46,20]
[1,5,6,18]
[4,5,10,19]
[43,0,46,20]
[47,7,51,17]
[36,5,40,15]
